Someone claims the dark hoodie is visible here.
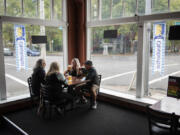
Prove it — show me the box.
[32,67,46,97]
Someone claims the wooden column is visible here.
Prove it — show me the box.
[67,0,86,65]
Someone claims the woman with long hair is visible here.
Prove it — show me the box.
[46,62,74,110]
[31,59,46,97]
[64,58,81,77]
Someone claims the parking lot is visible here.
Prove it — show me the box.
[4,54,180,99]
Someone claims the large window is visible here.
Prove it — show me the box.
[90,24,138,95]
[88,0,180,100]
[0,0,67,101]
[3,23,63,98]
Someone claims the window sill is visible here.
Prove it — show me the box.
[100,88,158,106]
[0,94,30,104]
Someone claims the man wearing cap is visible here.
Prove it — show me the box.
[83,60,99,109]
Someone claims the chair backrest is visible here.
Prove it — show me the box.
[27,77,34,97]
[146,105,176,135]
[40,83,56,102]
[41,84,50,99]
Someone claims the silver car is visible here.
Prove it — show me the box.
[4,48,13,56]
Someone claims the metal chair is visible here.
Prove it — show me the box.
[97,74,102,95]
[27,77,39,107]
[146,105,176,135]
[39,84,67,119]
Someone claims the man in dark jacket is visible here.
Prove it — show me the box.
[84,60,99,109]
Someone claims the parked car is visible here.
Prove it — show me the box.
[27,48,40,56]
[4,48,13,56]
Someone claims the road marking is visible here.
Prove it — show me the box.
[3,116,29,135]
[5,63,32,70]
[164,63,180,67]
[149,70,180,84]
[101,64,180,82]
[5,74,28,87]
[102,71,135,81]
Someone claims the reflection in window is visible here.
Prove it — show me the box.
[6,0,21,16]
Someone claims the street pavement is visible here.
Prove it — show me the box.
[4,54,180,98]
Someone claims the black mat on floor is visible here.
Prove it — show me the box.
[5,102,149,135]
[0,125,14,135]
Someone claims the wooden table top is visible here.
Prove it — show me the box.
[67,76,89,86]
[151,96,180,116]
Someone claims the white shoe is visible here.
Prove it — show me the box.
[91,102,97,109]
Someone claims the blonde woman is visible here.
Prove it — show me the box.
[64,58,81,77]
[46,62,74,109]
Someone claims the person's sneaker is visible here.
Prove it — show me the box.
[91,102,97,110]
[82,98,88,104]
[56,107,64,115]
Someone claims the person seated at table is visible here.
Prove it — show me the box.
[64,58,81,77]
[45,62,74,110]
[81,60,99,109]
[32,59,46,97]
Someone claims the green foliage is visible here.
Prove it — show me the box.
[152,0,168,13]
[6,0,21,16]
[44,0,50,19]
[170,0,180,12]
[54,0,62,19]
[24,0,38,18]
[91,0,98,20]
[0,0,4,15]
[138,0,145,15]
[102,0,111,19]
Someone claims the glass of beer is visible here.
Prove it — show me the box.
[68,75,72,82]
